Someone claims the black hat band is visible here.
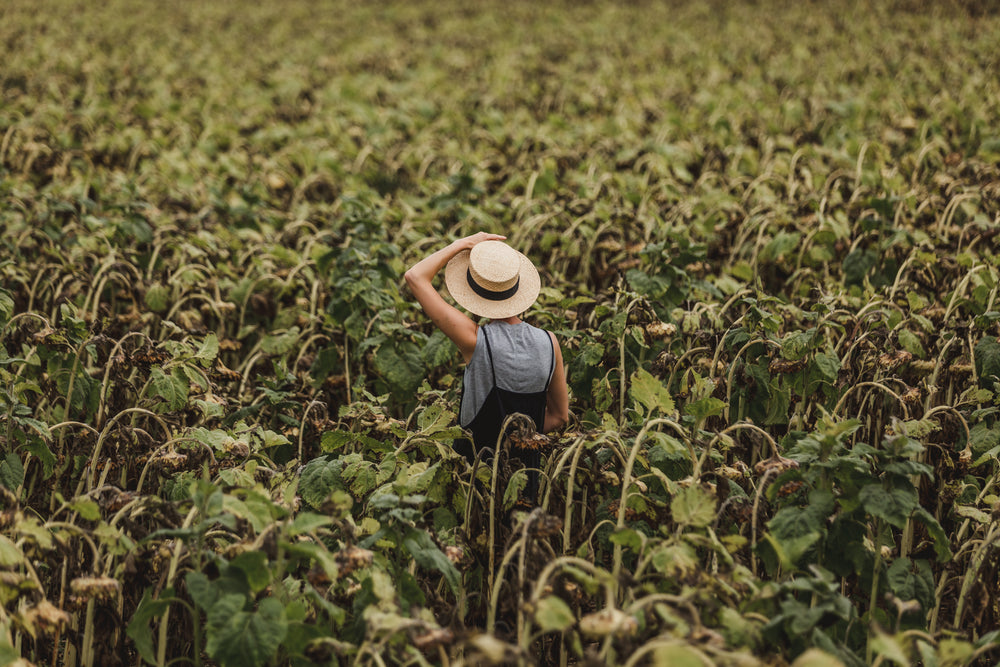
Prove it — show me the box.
[467,268,520,301]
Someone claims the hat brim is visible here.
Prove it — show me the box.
[444,249,541,319]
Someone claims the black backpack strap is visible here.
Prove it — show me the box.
[480,325,498,389]
[543,331,555,391]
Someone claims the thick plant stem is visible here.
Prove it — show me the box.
[611,418,682,602]
[867,520,884,666]
[487,535,526,634]
[953,523,1000,632]
[157,504,199,667]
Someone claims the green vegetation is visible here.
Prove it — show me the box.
[2,0,1000,664]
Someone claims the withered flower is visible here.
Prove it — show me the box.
[753,455,799,477]
[645,321,677,340]
[528,513,563,539]
[769,358,807,374]
[509,432,552,451]
[877,350,912,370]
[213,360,242,382]
[949,362,974,376]
[222,437,250,458]
[24,599,70,634]
[444,545,464,565]
[155,450,188,470]
[335,545,374,578]
[578,607,638,638]
[71,576,120,602]
[715,464,750,481]
[411,627,454,651]
[306,564,332,589]
[901,387,921,405]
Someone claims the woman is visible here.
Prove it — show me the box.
[404,232,569,491]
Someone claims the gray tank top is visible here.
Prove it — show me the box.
[459,321,555,427]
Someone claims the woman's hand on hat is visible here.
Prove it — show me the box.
[453,232,507,252]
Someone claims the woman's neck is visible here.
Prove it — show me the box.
[489,316,521,325]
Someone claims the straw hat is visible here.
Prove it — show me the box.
[444,241,541,319]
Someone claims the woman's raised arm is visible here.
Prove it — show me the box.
[403,232,506,362]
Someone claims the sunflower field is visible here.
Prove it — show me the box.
[2,0,1000,665]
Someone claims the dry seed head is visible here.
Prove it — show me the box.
[267,173,287,190]
[214,360,242,382]
[131,346,170,367]
[716,465,749,480]
[445,545,464,565]
[578,607,638,638]
[24,600,70,634]
[411,627,454,651]
[155,450,188,470]
[306,564,331,588]
[776,480,805,498]
[754,455,799,477]
[222,437,249,458]
[922,306,946,322]
[109,353,128,373]
[877,350,912,370]
[0,572,24,587]
[0,485,17,508]
[684,261,711,276]
[30,326,59,344]
[468,634,519,663]
[528,513,563,538]
[958,448,972,469]
[0,571,35,601]
[901,387,921,405]
[509,431,551,451]
[215,301,237,315]
[645,321,677,340]
[102,489,139,512]
[218,337,242,351]
[71,576,121,601]
[176,310,203,331]
[769,358,807,374]
[335,545,374,577]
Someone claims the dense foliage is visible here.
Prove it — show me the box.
[2,0,1000,665]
